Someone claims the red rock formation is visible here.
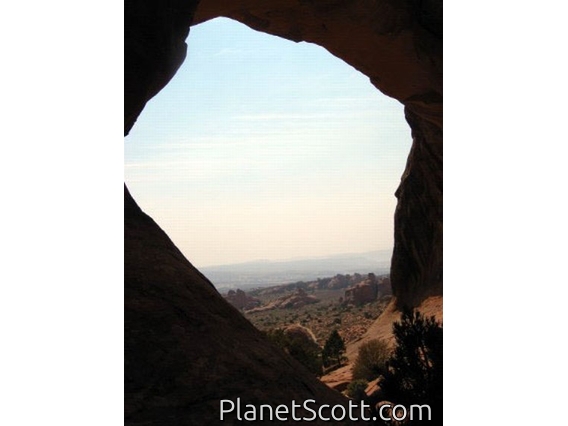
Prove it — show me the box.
[345,274,379,306]
[281,288,320,309]
[225,289,261,311]
[248,288,320,313]
[327,274,350,289]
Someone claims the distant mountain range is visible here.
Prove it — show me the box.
[201,250,392,292]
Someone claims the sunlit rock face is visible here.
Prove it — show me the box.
[124,0,442,423]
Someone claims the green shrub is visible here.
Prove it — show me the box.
[346,379,369,402]
[352,338,390,381]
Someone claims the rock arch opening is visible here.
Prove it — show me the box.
[125,17,412,270]
[124,1,441,423]
[125,0,442,307]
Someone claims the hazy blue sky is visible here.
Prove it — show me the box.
[125,17,412,267]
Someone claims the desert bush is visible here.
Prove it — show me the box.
[352,338,391,381]
[346,379,369,402]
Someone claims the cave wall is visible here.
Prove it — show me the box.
[125,0,442,423]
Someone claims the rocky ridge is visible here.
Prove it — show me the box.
[248,288,320,313]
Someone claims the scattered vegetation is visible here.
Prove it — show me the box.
[246,286,390,346]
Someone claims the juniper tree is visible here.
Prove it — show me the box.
[322,329,346,367]
[379,308,443,425]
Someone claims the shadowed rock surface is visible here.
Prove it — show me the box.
[125,186,353,425]
[125,0,442,424]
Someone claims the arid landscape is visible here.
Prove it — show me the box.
[223,273,392,348]
[221,272,443,424]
